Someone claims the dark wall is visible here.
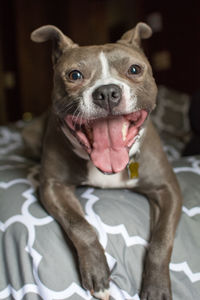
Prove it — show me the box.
[0,0,200,124]
[144,1,200,94]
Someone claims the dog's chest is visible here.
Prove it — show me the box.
[83,161,139,189]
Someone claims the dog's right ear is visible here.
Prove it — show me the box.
[31,25,78,64]
[118,22,152,48]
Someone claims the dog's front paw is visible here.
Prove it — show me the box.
[140,286,172,300]
[140,271,172,300]
[78,243,110,300]
[92,289,110,300]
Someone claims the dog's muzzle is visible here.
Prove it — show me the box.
[92,84,121,111]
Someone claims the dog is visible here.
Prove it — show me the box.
[27,22,182,300]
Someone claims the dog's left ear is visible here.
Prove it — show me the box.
[118,22,152,47]
[31,25,78,64]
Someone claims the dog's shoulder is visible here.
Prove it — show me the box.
[22,111,48,160]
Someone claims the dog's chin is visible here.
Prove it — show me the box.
[64,110,148,174]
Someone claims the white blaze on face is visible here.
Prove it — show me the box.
[81,52,134,117]
[99,51,110,79]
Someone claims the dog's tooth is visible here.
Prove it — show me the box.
[122,122,128,141]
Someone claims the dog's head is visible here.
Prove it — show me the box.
[31,23,157,174]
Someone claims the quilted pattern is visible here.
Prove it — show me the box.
[0,126,200,300]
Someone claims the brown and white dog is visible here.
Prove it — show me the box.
[27,23,182,300]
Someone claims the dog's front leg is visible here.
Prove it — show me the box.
[40,179,110,300]
[140,183,182,300]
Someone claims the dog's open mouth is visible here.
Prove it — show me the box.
[65,110,147,174]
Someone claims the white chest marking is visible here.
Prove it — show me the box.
[84,161,139,189]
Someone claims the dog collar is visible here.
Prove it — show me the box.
[127,152,140,179]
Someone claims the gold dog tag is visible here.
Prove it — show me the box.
[128,159,139,179]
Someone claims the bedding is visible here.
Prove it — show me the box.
[0,125,200,300]
[151,85,191,161]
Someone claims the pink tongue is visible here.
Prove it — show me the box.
[91,117,130,173]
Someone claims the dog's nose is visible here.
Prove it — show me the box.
[92,84,122,110]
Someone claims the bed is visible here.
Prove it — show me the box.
[0,86,200,300]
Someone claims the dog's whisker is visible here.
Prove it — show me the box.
[83,111,90,127]
[57,98,81,118]
[64,99,79,112]
[72,104,81,119]
[80,112,84,126]
[74,111,82,127]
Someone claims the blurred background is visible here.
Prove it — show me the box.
[0,0,200,124]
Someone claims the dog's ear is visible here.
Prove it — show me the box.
[118,22,152,47]
[31,25,78,64]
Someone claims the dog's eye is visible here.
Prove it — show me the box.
[68,70,83,81]
[128,64,142,75]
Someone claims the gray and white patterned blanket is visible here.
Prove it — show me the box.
[0,125,200,300]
